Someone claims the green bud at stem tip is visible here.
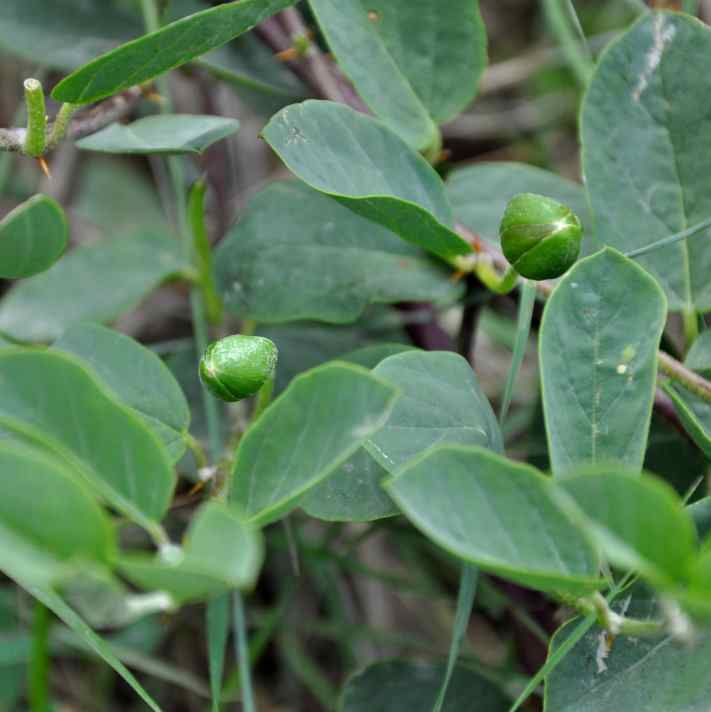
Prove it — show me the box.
[499,192,582,281]
[199,335,278,402]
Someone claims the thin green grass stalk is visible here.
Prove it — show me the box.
[233,592,257,712]
[432,565,478,712]
[624,215,711,259]
[28,600,51,712]
[23,79,46,158]
[499,280,536,426]
[279,634,338,709]
[207,595,230,712]
[543,0,593,86]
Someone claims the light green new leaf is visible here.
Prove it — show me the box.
[300,448,397,522]
[545,587,711,712]
[556,470,697,586]
[540,249,666,477]
[76,115,240,155]
[341,660,508,712]
[0,349,175,532]
[0,0,139,71]
[0,195,67,279]
[215,181,463,324]
[230,362,398,525]
[367,351,502,472]
[0,231,187,342]
[54,323,190,462]
[309,0,486,148]
[52,0,297,104]
[386,446,601,594]
[262,101,473,263]
[120,501,263,603]
[582,11,711,311]
[446,162,592,247]
[0,443,114,588]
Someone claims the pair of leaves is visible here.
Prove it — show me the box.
[308,0,486,150]
[583,11,711,312]
[0,231,187,342]
[303,349,500,523]
[0,348,175,534]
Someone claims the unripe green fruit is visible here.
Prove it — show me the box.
[199,335,278,402]
[499,193,582,280]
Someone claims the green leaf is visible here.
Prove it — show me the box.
[119,501,263,603]
[0,231,187,342]
[341,660,508,712]
[300,448,397,522]
[664,382,711,459]
[229,362,399,525]
[74,157,170,238]
[53,323,191,462]
[261,101,473,263]
[366,351,502,472]
[0,0,140,71]
[0,195,68,279]
[545,587,711,712]
[206,594,229,712]
[308,0,486,148]
[581,11,711,311]
[556,469,697,586]
[0,443,114,587]
[215,181,463,324]
[386,446,601,594]
[0,349,175,532]
[446,162,592,248]
[540,248,667,477]
[685,330,711,374]
[52,0,297,105]
[76,115,240,155]
[338,343,415,369]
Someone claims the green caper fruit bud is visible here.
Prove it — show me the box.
[499,193,582,280]
[199,335,278,402]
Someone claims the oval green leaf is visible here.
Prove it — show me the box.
[582,11,711,312]
[386,445,601,594]
[0,231,187,342]
[0,442,115,587]
[0,194,67,279]
[0,349,175,531]
[556,469,697,587]
[229,362,398,525]
[216,181,463,324]
[261,101,472,263]
[54,323,191,462]
[540,248,666,477]
[76,115,240,155]
[366,350,502,472]
[52,0,297,105]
